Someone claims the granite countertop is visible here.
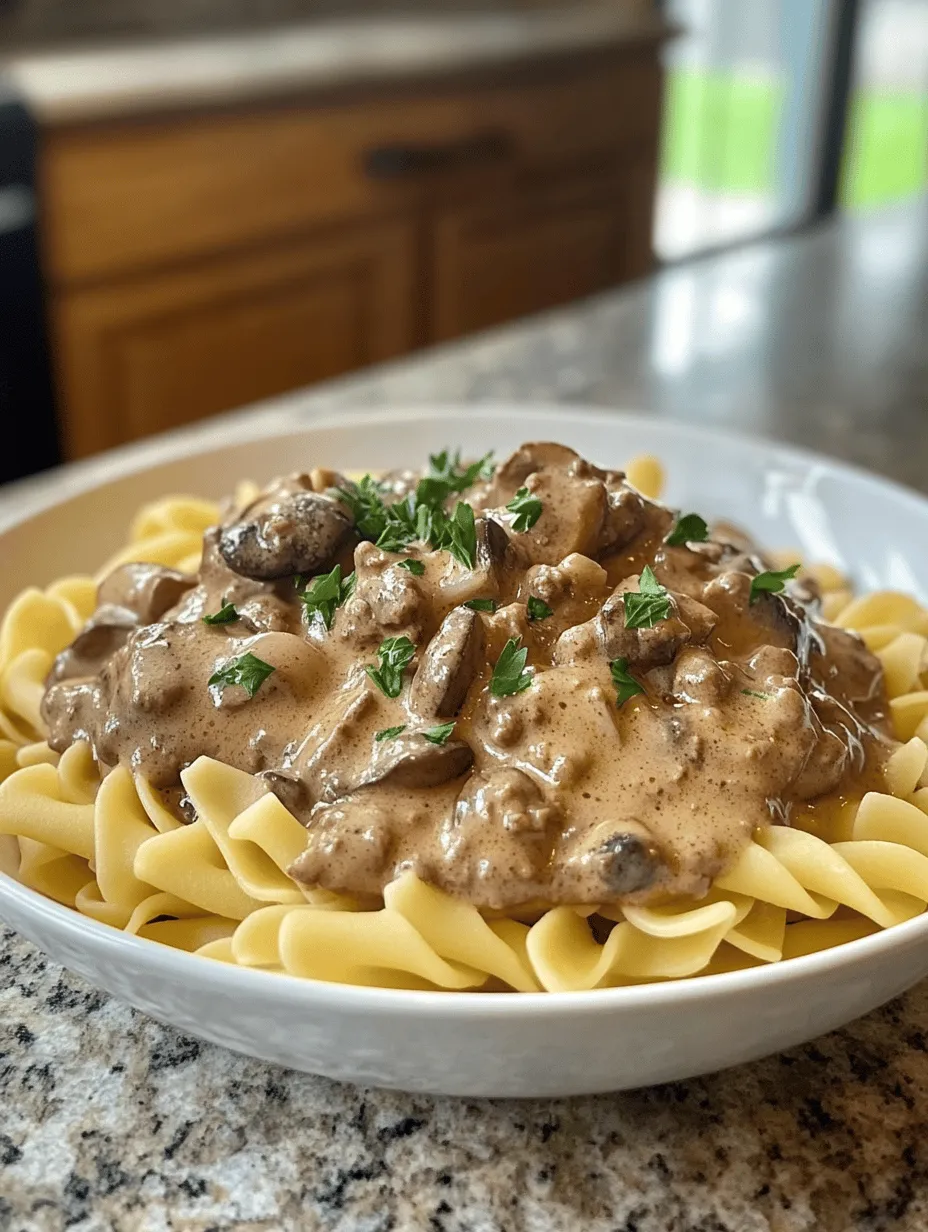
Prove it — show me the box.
[1,4,666,124]
[2,202,928,1231]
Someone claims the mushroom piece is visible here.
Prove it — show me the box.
[409,606,485,719]
[598,831,663,896]
[97,563,195,624]
[553,583,717,672]
[492,441,586,494]
[219,490,354,580]
[477,516,512,571]
[257,769,311,819]
[359,733,474,790]
[598,586,717,671]
[46,604,139,685]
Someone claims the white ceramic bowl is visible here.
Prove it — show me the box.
[2,406,928,1097]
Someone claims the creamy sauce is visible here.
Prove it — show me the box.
[41,444,893,910]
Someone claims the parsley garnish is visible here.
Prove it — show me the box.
[506,487,543,533]
[445,502,477,569]
[332,475,390,542]
[623,566,672,630]
[741,689,773,700]
[297,564,355,630]
[666,513,710,547]
[398,558,425,576]
[526,595,553,622]
[375,724,407,741]
[610,657,645,707]
[428,449,495,492]
[202,601,239,626]
[423,722,456,745]
[366,636,416,699]
[490,638,532,697]
[749,563,800,605]
[208,652,275,699]
[465,598,496,612]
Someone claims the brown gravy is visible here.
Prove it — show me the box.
[41,443,893,910]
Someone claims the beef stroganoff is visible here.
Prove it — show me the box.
[2,443,928,993]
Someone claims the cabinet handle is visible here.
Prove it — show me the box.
[363,130,513,179]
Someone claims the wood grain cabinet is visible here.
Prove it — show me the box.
[39,42,667,457]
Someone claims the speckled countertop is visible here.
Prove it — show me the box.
[2,4,666,124]
[2,203,928,1231]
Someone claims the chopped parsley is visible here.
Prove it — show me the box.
[332,474,390,542]
[366,635,416,699]
[297,564,355,630]
[749,563,800,605]
[375,724,407,741]
[208,652,275,700]
[665,513,710,547]
[465,598,497,612]
[506,487,543,533]
[202,601,239,626]
[423,722,456,746]
[398,558,425,576]
[741,688,773,700]
[610,657,645,707]
[444,501,477,569]
[623,566,672,630]
[428,449,495,493]
[526,595,554,622]
[490,638,532,697]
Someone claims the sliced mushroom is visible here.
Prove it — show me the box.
[97,563,195,624]
[554,581,717,672]
[257,768,311,819]
[219,490,354,580]
[598,831,663,896]
[46,604,139,684]
[409,606,485,719]
[493,441,585,494]
[477,516,512,571]
[359,733,474,790]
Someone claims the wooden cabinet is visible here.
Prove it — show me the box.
[52,220,416,457]
[39,41,667,457]
[431,166,657,341]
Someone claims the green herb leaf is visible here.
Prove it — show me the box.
[610,657,645,707]
[749,563,801,605]
[375,724,407,741]
[490,637,532,697]
[332,475,389,542]
[208,652,276,699]
[464,598,496,612]
[398,558,425,576]
[428,449,495,492]
[202,601,239,626]
[297,564,354,630]
[741,688,773,700]
[665,513,710,547]
[526,595,554,622]
[446,501,477,570]
[623,566,672,630]
[423,722,455,746]
[365,635,416,699]
[375,496,419,553]
[506,487,543,533]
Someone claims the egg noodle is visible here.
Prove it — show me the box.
[2,461,928,993]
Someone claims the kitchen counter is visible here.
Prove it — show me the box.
[2,202,928,1231]
[1,4,666,124]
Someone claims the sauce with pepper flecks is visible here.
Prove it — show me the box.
[41,443,893,911]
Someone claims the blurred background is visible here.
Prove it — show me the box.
[0,0,926,482]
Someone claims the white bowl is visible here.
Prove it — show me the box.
[2,406,927,1097]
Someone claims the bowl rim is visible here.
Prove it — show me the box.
[3,402,928,1016]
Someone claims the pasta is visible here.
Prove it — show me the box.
[1,456,928,994]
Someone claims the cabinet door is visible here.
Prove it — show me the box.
[52,220,417,458]
[429,167,656,342]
